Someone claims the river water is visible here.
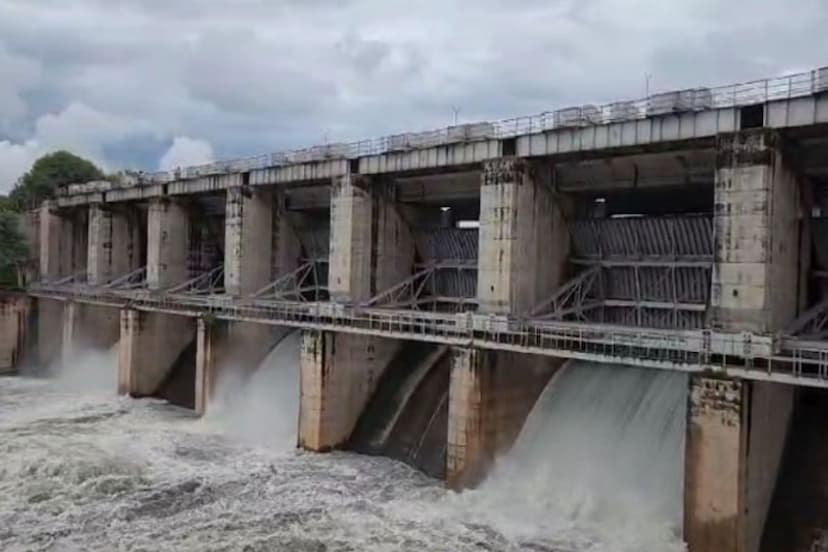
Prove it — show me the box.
[0,343,687,552]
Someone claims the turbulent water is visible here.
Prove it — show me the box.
[0,347,688,551]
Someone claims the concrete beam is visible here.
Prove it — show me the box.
[477,158,569,314]
[147,198,190,290]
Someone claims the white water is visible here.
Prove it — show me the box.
[0,351,688,551]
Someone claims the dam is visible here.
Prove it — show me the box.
[5,65,828,551]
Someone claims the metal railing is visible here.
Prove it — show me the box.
[27,281,828,389]
[59,66,828,195]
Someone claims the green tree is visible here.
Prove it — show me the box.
[9,151,104,210]
[0,210,29,288]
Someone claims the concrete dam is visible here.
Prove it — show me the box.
[5,65,828,551]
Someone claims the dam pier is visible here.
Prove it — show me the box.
[6,66,828,551]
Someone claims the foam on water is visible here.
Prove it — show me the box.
[0,350,688,551]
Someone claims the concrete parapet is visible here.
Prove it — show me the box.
[0,294,30,373]
[684,377,794,552]
[299,330,399,451]
[446,348,558,489]
[147,198,190,290]
[477,158,569,314]
[118,309,195,396]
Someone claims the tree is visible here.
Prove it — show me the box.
[0,210,29,289]
[9,151,104,211]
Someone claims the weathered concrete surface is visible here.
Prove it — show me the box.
[87,204,143,285]
[299,330,399,451]
[39,202,87,281]
[271,192,303,279]
[224,188,273,296]
[446,348,559,489]
[118,309,195,396]
[0,294,30,373]
[147,199,190,290]
[477,158,569,314]
[328,174,414,302]
[684,377,794,552]
[709,130,802,332]
[35,298,64,367]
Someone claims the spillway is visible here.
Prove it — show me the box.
[453,361,688,551]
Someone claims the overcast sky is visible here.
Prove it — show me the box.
[0,0,826,193]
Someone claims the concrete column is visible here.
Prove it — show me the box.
[447,348,558,489]
[0,294,29,374]
[147,198,190,290]
[36,298,64,367]
[224,187,273,296]
[684,378,794,552]
[328,174,414,303]
[87,204,141,286]
[39,202,86,281]
[477,158,569,314]
[271,193,303,279]
[118,309,194,396]
[61,301,79,365]
[299,330,399,451]
[709,130,802,332]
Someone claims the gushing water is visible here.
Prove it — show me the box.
[454,362,688,552]
[206,332,300,447]
[0,349,688,551]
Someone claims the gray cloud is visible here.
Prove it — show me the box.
[0,0,826,193]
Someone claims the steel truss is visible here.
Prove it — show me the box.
[786,298,828,338]
[362,262,477,311]
[167,266,224,297]
[253,260,328,302]
[101,266,147,291]
[532,260,711,328]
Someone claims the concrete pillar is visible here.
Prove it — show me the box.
[684,378,794,552]
[36,298,64,367]
[328,174,414,303]
[87,204,142,286]
[39,202,86,281]
[61,302,120,363]
[477,157,569,315]
[686,129,801,552]
[709,130,803,332]
[147,198,190,290]
[299,330,399,451]
[118,309,194,396]
[271,193,303,279]
[0,294,29,373]
[446,348,558,489]
[224,187,273,296]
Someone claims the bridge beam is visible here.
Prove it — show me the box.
[686,130,801,552]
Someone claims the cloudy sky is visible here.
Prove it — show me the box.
[0,0,826,192]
